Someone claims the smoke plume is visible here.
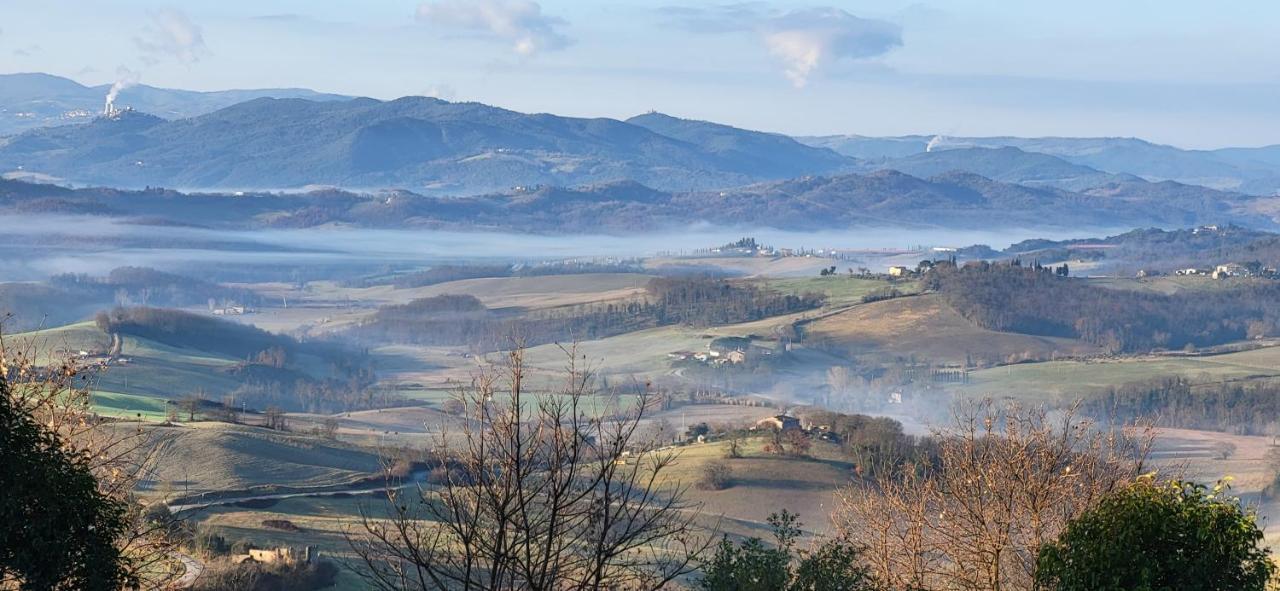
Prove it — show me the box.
[104,67,141,116]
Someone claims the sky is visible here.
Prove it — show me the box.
[1,0,1277,148]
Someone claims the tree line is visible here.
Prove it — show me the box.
[53,266,262,308]
[350,277,824,348]
[926,262,1280,353]
[1074,376,1280,435]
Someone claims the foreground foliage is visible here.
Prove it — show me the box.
[700,510,879,591]
[1,332,180,589]
[0,370,130,589]
[837,402,1153,591]
[1036,478,1274,591]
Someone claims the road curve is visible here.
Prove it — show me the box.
[171,552,204,589]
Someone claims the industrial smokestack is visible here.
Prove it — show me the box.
[104,68,139,117]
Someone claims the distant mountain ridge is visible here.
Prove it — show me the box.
[4,72,1280,200]
[0,72,350,136]
[0,95,857,193]
[803,134,1280,195]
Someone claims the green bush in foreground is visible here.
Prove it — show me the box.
[700,510,880,591]
[1036,477,1274,591]
[0,375,132,590]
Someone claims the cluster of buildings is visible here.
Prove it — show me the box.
[667,336,774,366]
[1170,262,1276,279]
[753,413,846,442]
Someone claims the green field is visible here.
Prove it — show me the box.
[91,390,171,420]
[10,321,357,418]
[9,321,111,363]
[954,345,1280,401]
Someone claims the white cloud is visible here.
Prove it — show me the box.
[763,8,901,87]
[135,8,209,66]
[662,4,902,87]
[416,0,571,56]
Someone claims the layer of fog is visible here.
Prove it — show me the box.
[0,213,1126,281]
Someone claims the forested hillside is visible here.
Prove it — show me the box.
[927,263,1280,352]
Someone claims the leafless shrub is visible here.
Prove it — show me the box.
[698,460,733,491]
[348,344,715,591]
[1214,440,1238,460]
[835,400,1154,591]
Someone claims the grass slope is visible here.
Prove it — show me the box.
[805,293,1099,366]
[140,422,382,497]
[954,344,1280,400]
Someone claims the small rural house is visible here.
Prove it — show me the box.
[1213,263,1248,279]
[239,545,317,565]
[755,414,801,432]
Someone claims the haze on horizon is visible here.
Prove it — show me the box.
[2,0,1278,149]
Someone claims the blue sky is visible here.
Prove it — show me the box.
[1,0,1277,148]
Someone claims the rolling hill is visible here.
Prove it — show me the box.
[139,422,383,497]
[0,96,855,193]
[625,112,853,178]
[868,146,1136,192]
[0,165,1271,233]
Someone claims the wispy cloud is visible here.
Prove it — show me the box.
[135,8,209,66]
[416,0,571,56]
[422,83,458,100]
[12,44,41,57]
[657,3,767,33]
[662,4,902,87]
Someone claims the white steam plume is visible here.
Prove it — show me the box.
[104,67,141,116]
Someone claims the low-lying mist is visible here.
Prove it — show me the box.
[0,213,1124,282]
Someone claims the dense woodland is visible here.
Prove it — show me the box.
[927,263,1280,352]
[351,277,823,348]
[1075,376,1280,436]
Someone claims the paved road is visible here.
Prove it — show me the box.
[172,552,204,588]
[168,472,427,513]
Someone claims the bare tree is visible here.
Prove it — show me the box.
[319,416,340,439]
[1265,421,1280,447]
[835,401,1154,591]
[1214,440,1238,460]
[263,406,287,431]
[348,345,713,591]
[1,327,182,589]
[178,390,205,422]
